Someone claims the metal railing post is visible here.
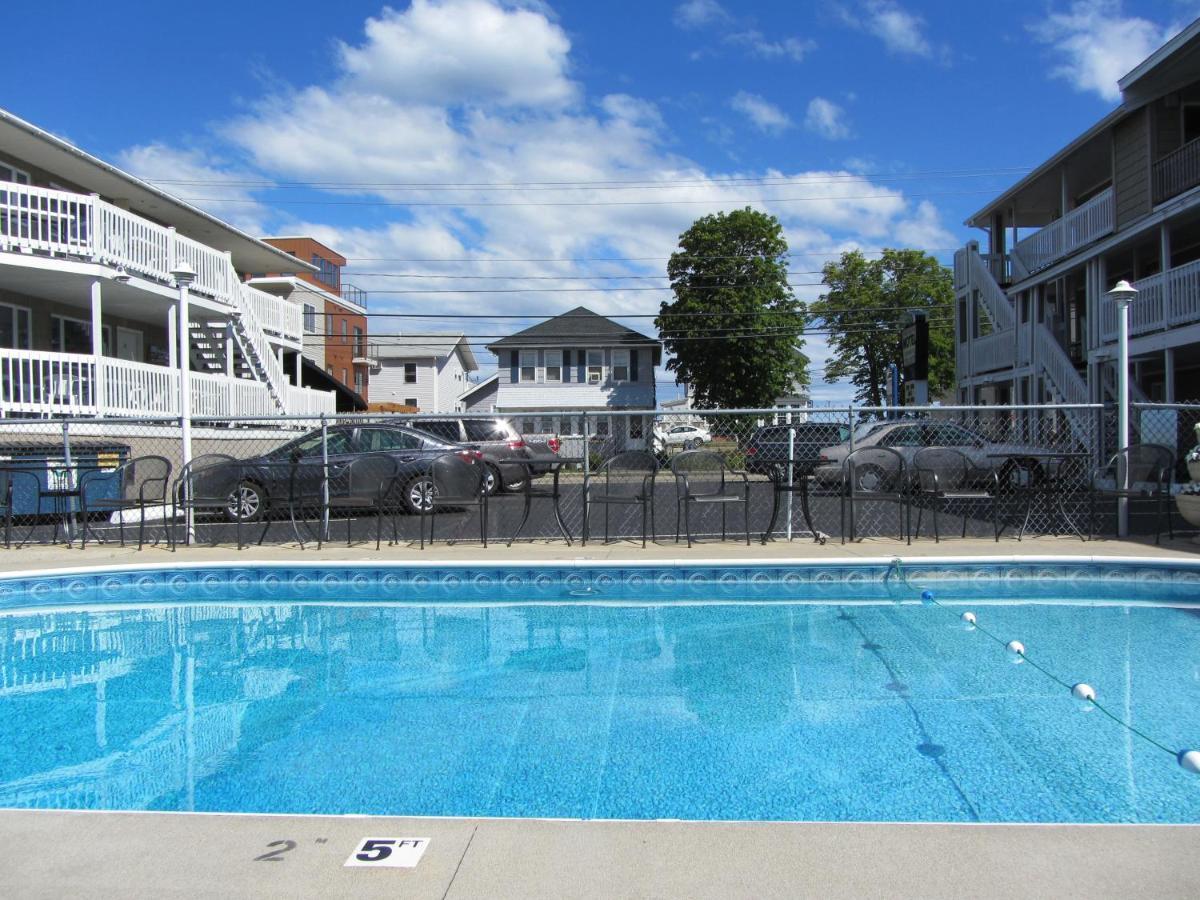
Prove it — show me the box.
[786,423,794,542]
[61,419,76,544]
[320,413,330,543]
[582,411,590,482]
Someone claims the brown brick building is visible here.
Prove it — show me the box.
[257,236,370,401]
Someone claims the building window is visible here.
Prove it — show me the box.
[0,163,30,185]
[404,363,417,383]
[545,349,562,382]
[50,315,109,355]
[521,417,536,434]
[1184,104,1200,145]
[595,416,611,437]
[311,254,341,291]
[0,302,32,349]
[587,349,603,384]
[354,370,365,395]
[341,368,348,385]
[405,398,417,408]
[629,416,644,439]
[303,304,317,332]
[520,350,537,382]
[340,318,348,345]
[611,349,630,383]
[353,326,364,356]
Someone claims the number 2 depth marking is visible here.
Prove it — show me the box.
[254,840,297,862]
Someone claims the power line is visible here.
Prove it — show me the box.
[345,270,827,280]
[147,166,1032,192]
[342,249,957,262]
[360,284,830,294]
[353,305,950,318]
[311,323,950,342]
[181,187,998,208]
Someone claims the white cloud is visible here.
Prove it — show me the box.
[1029,0,1176,102]
[728,30,817,62]
[124,0,959,403]
[338,0,575,107]
[116,143,272,235]
[841,1,938,59]
[805,97,851,140]
[730,92,793,134]
[673,0,728,29]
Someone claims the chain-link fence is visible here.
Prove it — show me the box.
[0,402,1178,549]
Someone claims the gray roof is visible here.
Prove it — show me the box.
[488,306,662,362]
[372,333,479,370]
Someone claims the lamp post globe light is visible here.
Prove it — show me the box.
[1107,279,1137,537]
[170,261,198,540]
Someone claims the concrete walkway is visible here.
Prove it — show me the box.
[2,810,1197,899]
[1,533,1197,573]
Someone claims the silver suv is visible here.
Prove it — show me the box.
[405,417,558,494]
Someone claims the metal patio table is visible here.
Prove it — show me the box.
[988,451,1092,540]
[761,461,827,545]
[497,455,583,546]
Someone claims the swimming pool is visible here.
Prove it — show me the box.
[0,560,1197,823]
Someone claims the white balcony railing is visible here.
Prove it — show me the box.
[0,183,322,414]
[1100,257,1200,342]
[1010,187,1114,278]
[970,330,1012,375]
[0,350,334,420]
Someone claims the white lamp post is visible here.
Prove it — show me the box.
[1108,279,1137,537]
[171,261,197,540]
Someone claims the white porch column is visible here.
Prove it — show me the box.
[293,353,302,387]
[172,262,197,540]
[90,280,104,410]
[1161,223,1172,320]
[432,357,440,412]
[226,329,234,378]
[1165,347,1176,403]
[168,306,178,370]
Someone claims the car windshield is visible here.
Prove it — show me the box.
[851,421,886,442]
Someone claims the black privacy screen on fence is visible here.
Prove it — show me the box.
[0,403,1187,548]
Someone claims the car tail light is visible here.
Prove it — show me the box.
[456,450,483,463]
[818,454,830,463]
[508,439,525,450]
[547,437,561,453]
[746,446,757,455]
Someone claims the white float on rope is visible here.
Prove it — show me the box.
[1006,640,1026,659]
[1179,750,1200,774]
[961,611,977,625]
[1071,683,1096,702]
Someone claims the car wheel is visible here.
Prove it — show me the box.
[404,476,436,514]
[482,463,501,496]
[684,438,700,451]
[855,463,887,492]
[503,472,527,492]
[226,480,266,523]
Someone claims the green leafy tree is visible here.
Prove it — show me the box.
[656,208,807,409]
[808,249,954,407]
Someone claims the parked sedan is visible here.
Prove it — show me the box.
[810,420,1058,485]
[652,423,713,451]
[226,423,482,521]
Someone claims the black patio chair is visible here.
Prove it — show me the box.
[171,454,241,548]
[583,450,658,547]
[670,450,751,548]
[419,452,488,549]
[79,455,172,550]
[327,453,399,550]
[840,446,908,544]
[0,466,43,549]
[912,447,1000,542]
[1088,444,1174,544]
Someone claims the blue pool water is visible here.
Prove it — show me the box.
[0,562,1198,823]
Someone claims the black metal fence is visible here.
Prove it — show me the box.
[0,401,1186,549]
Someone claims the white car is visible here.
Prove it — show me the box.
[653,423,713,451]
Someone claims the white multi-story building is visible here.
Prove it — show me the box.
[955,20,1200,427]
[0,106,335,419]
[368,334,478,412]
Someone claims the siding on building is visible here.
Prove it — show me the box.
[370,351,469,412]
[1114,107,1151,227]
[461,377,499,413]
[493,346,656,410]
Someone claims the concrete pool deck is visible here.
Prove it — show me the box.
[2,536,1198,898]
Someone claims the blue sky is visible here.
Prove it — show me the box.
[7,0,1199,403]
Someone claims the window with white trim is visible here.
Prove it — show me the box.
[302,303,317,332]
[595,416,611,437]
[404,363,417,383]
[0,302,32,350]
[520,350,537,382]
[544,349,562,382]
[586,349,603,384]
[522,417,536,434]
[0,163,30,185]
[611,349,630,383]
